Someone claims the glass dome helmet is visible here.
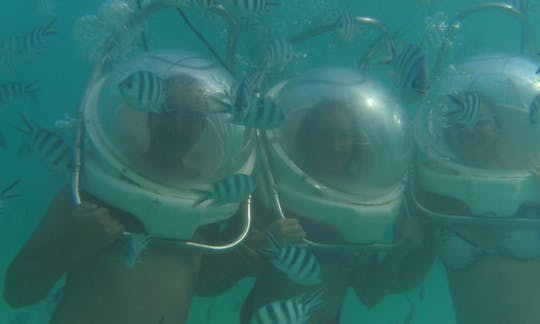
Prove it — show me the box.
[257,67,413,244]
[82,49,256,239]
[415,54,540,219]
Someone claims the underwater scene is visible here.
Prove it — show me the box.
[2,0,540,323]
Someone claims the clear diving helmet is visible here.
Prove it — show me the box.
[414,54,540,223]
[81,49,255,240]
[413,2,540,224]
[257,67,413,247]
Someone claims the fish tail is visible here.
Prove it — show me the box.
[302,286,326,313]
[14,112,34,135]
[1,178,21,200]
[41,18,57,35]
[192,190,211,207]
[24,80,39,95]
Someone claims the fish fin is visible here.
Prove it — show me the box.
[1,178,21,200]
[13,113,34,135]
[42,18,57,35]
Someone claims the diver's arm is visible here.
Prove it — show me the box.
[353,213,436,307]
[3,186,124,308]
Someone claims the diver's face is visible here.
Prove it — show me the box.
[148,110,205,166]
[309,108,354,173]
[446,106,498,164]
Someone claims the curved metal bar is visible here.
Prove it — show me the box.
[72,1,250,251]
[208,5,239,73]
[255,129,402,252]
[431,2,529,84]
[354,16,396,58]
[409,169,540,227]
[148,196,252,252]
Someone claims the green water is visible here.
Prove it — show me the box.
[1,0,539,323]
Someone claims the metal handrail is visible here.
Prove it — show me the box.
[431,2,529,84]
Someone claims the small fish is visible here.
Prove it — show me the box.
[15,113,72,170]
[260,233,322,286]
[123,233,152,269]
[118,70,167,113]
[1,179,21,201]
[227,0,279,16]
[0,81,38,107]
[263,38,298,71]
[193,173,255,207]
[442,92,481,128]
[0,19,56,59]
[249,287,325,324]
[235,96,285,129]
[529,93,540,125]
[393,43,430,100]
[335,12,364,43]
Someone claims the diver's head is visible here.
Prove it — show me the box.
[145,74,208,170]
[443,96,499,167]
[299,99,354,174]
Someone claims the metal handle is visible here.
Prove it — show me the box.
[431,2,529,84]
[147,195,252,252]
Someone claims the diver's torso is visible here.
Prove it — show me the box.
[51,238,201,324]
[418,191,540,323]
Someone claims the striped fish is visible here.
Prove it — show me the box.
[0,179,20,215]
[0,81,38,107]
[393,43,429,100]
[235,97,285,129]
[118,70,167,113]
[193,173,255,207]
[263,38,297,71]
[15,113,72,170]
[0,19,56,59]
[529,94,540,125]
[1,179,21,201]
[228,0,279,15]
[442,92,481,128]
[123,233,152,269]
[260,233,322,286]
[249,287,325,324]
[335,12,363,43]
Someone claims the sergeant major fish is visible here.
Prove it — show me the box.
[0,81,38,107]
[263,38,299,71]
[249,287,325,324]
[335,12,364,43]
[260,233,322,286]
[442,92,481,128]
[15,113,72,170]
[118,70,168,113]
[193,173,255,207]
[392,43,430,101]
[0,178,21,214]
[0,19,56,59]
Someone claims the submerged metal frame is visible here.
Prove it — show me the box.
[71,1,250,252]
[431,2,530,84]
